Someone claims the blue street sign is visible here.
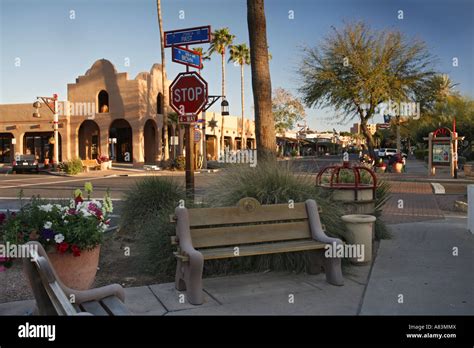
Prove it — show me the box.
[172,46,202,69]
[164,26,211,47]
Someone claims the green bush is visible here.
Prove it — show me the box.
[203,160,347,274]
[119,177,187,277]
[374,181,392,240]
[62,158,83,175]
[414,149,428,160]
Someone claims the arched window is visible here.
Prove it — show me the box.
[157,92,163,114]
[98,90,109,113]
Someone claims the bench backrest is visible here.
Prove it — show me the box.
[82,159,98,166]
[184,198,315,249]
[23,242,77,315]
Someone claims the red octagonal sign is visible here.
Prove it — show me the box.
[169,72,208,123]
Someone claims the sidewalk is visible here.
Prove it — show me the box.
[1,217,472,316]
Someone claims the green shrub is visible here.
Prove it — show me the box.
[62,158,83,175]
[119,177,187,277]
[374,180,392,240]
[414,149,428,160]
[203,160,347,274]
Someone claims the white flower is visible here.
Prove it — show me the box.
[98,222,108,232]
[43,221,52,229]
[54,234,65,243]
[39,204,53,212]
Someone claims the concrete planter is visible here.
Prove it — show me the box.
[100,161,112,171]
[393,162,403,173]
[332,187,374,202]
[341,215,376,265]
[48,246,100,290]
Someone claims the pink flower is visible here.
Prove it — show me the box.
[71,245,81,257]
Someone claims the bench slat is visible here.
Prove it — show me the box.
[198,239,326,260]
[101,296,131,316]
[187,202,308,227]
[191,221,311,248]
[80,300,108,316]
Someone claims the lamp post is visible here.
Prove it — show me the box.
[33,94,59,167]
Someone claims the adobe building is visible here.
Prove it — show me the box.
[0,59,255,166]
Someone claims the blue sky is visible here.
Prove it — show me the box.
[1,0,473,131]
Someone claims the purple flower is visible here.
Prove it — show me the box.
[41,228,56,241]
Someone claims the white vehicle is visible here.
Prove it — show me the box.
[378,148,407,159]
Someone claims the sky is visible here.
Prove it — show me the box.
[1,0,473,132]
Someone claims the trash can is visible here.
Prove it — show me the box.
[341,214,376,264]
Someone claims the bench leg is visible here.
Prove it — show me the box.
[322,254,344,286]
[175,255,204,305]
[175,260,186,291]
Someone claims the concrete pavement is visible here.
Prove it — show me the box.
[1,217,472,316]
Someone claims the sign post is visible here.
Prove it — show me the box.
[170,71,208,197]
[167,25,211,199]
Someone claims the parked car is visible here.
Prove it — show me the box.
[378,148,407,159]
[13,154,39,174]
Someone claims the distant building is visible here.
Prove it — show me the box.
[0,59,255,165]
[350,123,377,135]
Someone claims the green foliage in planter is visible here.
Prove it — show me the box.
[202,160,347,275]
[414,149,428,160]
[62,158,83,175]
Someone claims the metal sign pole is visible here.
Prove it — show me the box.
[184,45,194,200]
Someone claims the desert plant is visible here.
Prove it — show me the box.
[62,158,83,175]
[203,160,347,274]
[374,180,392,240]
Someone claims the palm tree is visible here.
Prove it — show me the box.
[156,0,169,161]
[193,47,211,74]
[228,44,250,149]
[208,28,235,151]
[247,0,276,160]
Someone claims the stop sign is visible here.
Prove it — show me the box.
[169,72,208,121]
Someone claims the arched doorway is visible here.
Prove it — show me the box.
[0,133,13,163]
[109,119,132,163]
[144,119,157,164]
[78,120,100,160]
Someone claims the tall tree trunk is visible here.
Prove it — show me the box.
[157,0,169,161]
[247,0,276,161]
[220,52,226,152]
[240,63,245,149]
[360,118,376,159]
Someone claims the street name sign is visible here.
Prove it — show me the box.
[172,46,202,69]
[164,26,211,47]
[170,72,208,123]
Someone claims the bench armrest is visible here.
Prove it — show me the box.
[62,284,126,304]
[305,199,343,246]
[174,207,203,262]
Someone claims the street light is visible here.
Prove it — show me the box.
[32,94,59,167]
[221,98,229,116]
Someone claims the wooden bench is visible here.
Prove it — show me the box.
[23,241,131,316]
[81,159,100,172]
[170,197,344,305]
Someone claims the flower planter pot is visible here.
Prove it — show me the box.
[332,187,374,202]
[100,161,112,171]
[47,246,100,290]
[393,162,403,173]
[341,214,376,264]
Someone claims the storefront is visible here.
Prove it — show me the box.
[23,132,62,163]
[0,133,13,163]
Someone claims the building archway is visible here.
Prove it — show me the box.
[144,119,157,164]
[109,119,132,162]
[78,120,100,160]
